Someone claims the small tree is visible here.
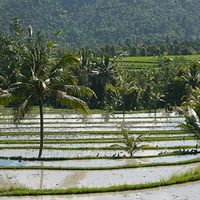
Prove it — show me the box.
[111,128,148,157]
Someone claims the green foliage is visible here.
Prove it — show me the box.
[0,22,96,157]
[178,107,200,139]
[111,128,148,157]
[1,0,200,49]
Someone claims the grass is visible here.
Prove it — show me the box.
[1,106,172,115]
[0,157,200,171]
[0,149,199,161]
[112,55,200,69]
[0,144,198,151]
[1,165,200,196]
[0,134,195,146]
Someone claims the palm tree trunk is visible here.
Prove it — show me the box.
[38,98,43,158]
[123,95,125,116]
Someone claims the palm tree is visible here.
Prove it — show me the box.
[150,87,165,114]
[182,62,200,90]
[90,53,116,108]
[177,107,200,139]
[111,128,148,157]
[0,24,96,158]
[106,68,136,114]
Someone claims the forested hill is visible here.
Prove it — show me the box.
[0,0,200,49]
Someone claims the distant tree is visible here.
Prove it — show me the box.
[106,68,136,114]
[122,44,130,53]
[165,35,171,44]
[130,45,138,56]
[90,53,116,108]
[140,47,147,56]
[174,44,181,55]
[159,43,168,54]
[105,43,110,55]
[147,44,157,56]
[110,44,116,58]
[168,43,175,55]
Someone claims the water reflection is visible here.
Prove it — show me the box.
[0,164,199,190]
[1,181,200,200]
[1,153,200,168]
[0,111,183,133]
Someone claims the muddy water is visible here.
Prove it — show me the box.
[0,163,199,190]
[1,180,198,200]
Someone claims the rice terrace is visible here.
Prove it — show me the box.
[0,107,200,200]
[1,1,200,199]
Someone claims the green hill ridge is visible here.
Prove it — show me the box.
[0,0,199,49]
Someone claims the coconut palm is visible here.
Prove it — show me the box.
[106,68,136,114]
[111,128,148,157]
[150,87,165,114]
[0,24,96,158]
[177,107,200,139]
[90,53,116,108]
[182,62,200,90]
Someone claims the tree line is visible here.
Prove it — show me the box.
[75,37,200,58]
[0,22,197,113]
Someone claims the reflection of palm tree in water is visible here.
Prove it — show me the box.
[59,171,87,189]
[40,161,44,190]
[1,173,22,188]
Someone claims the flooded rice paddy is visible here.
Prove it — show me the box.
[2,181,198,200]
[0,110,200,199]
[0,163,199,189]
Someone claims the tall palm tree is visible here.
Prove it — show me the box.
[106,68,136,114]
[0,24,96,158]
[91,53,116,108]
[150,86,165,114]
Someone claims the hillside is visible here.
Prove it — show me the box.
[0,0,200,49]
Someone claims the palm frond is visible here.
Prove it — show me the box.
[54,29,63,37]
[51,52,80,76]
[55,90,89,114]
[13,94,33,123]
[106,83,117,93]
[63,85,97,98]
[0,89,13,104]
[177,107,200,138]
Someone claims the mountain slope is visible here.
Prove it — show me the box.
[0,0,199,49]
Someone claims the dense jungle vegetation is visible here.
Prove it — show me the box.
[0,21,199,113]
[1,0,200,113]
[0,0,200,49]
